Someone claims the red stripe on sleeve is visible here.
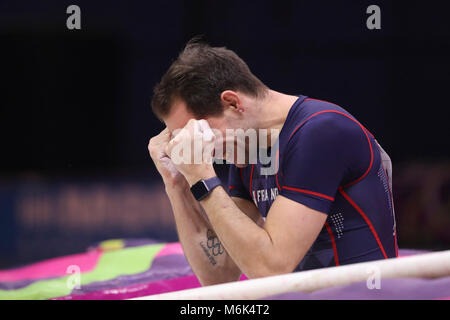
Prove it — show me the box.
[282,186,335,201]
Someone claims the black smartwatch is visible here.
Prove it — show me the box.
[190,176,222,201]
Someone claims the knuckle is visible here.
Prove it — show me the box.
[187,119,197,127]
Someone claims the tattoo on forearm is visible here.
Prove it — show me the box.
[199,242,216,265]
[206,229,224,256]
[199,229,224,265]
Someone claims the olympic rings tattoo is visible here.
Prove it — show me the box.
[206,229,224,256]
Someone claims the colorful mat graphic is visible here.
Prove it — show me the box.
[0,239,200,300]
[0,240,449,300]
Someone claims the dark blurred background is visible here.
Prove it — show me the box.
[0,0,449,269]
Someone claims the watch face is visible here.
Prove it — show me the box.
[191,180,209,201]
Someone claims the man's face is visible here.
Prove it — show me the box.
[163,99,250,167]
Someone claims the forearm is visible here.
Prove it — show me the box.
[164,181,241,285]
[200,186,281,279]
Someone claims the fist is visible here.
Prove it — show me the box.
[165,119,217,186]
[148,127,186,187]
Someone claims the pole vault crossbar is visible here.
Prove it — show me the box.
[131,250,450,300]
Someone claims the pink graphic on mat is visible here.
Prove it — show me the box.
[0,250,101,282]
[155,242,184,258]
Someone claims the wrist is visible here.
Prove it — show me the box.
[185,167,217,187]
[163,175,189,192]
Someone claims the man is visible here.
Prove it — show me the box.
[148,40,398,286]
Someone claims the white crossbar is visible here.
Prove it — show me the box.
[131,250,450,300]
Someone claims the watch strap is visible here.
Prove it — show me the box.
[190,176,222,201]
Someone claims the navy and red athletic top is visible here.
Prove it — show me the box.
[228,95,398,271]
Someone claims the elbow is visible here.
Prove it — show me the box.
[199,274,242,287]
[199,277,235,287]
[243,241,296,279]
[198,266,242,287]
[244,261,294,280]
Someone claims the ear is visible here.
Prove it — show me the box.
[220,90,244,113]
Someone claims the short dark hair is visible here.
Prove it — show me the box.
[151,38,268,119]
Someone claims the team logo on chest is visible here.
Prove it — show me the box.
[252,186,279,206]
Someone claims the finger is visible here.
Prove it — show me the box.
[171,128,186,143]
[164,140,171,158]
[186,118,198,131]
[165,136,178,158]
[193,119,202,135]
[198,119,215,142]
